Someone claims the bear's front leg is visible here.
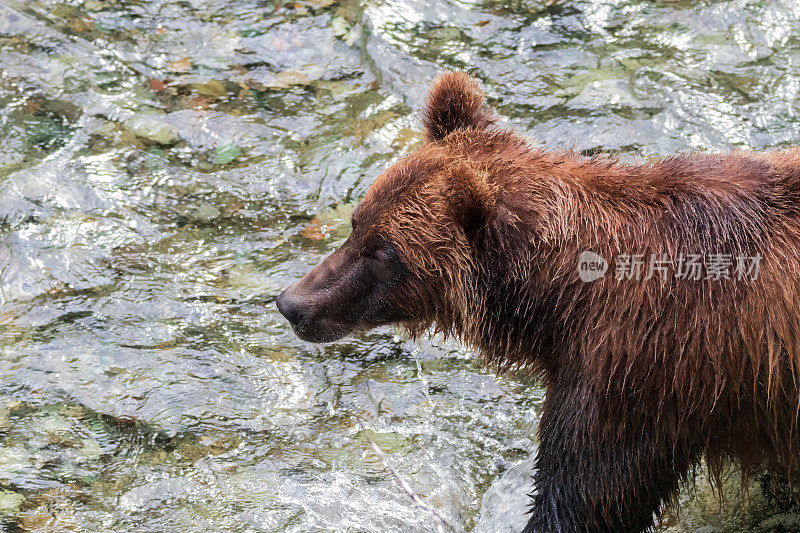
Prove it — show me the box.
[522,382,695,533]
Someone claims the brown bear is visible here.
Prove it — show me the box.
[276,71,800,532]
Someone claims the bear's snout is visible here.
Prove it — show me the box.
[275,282,355,343]
[276,240,410,343]
[275,246,370,343]
[276,289,306,330]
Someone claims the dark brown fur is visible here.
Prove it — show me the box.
[277,72,800,532]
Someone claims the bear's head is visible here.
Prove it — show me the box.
[277,71,524,344]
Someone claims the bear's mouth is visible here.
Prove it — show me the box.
[292,316,356,344]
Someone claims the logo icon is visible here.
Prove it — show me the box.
[578,251,608,282]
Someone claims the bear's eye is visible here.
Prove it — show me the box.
[362,240,393,261]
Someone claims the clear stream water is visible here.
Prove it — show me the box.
[1,0,800,531]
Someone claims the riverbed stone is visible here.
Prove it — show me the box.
[0,490,24,515]
[123,115,180,145]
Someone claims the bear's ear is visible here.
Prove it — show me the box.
[422,71,495,143]
[440,162,496,242]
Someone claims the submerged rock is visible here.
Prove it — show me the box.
[263,70,312,89]
[123,115,180,145]
[211,142,241,165]
[189,202,221,223]
[190,80,227,99]
[0,490,24,515]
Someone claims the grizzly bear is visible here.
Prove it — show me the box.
[276,71,800,532]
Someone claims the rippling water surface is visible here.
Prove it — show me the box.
[2,0,800,531]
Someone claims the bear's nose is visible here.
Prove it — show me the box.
[276,290,305,329]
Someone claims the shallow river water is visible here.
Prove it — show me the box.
[1,0,800,531]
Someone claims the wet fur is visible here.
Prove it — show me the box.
[354,73,800,531]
